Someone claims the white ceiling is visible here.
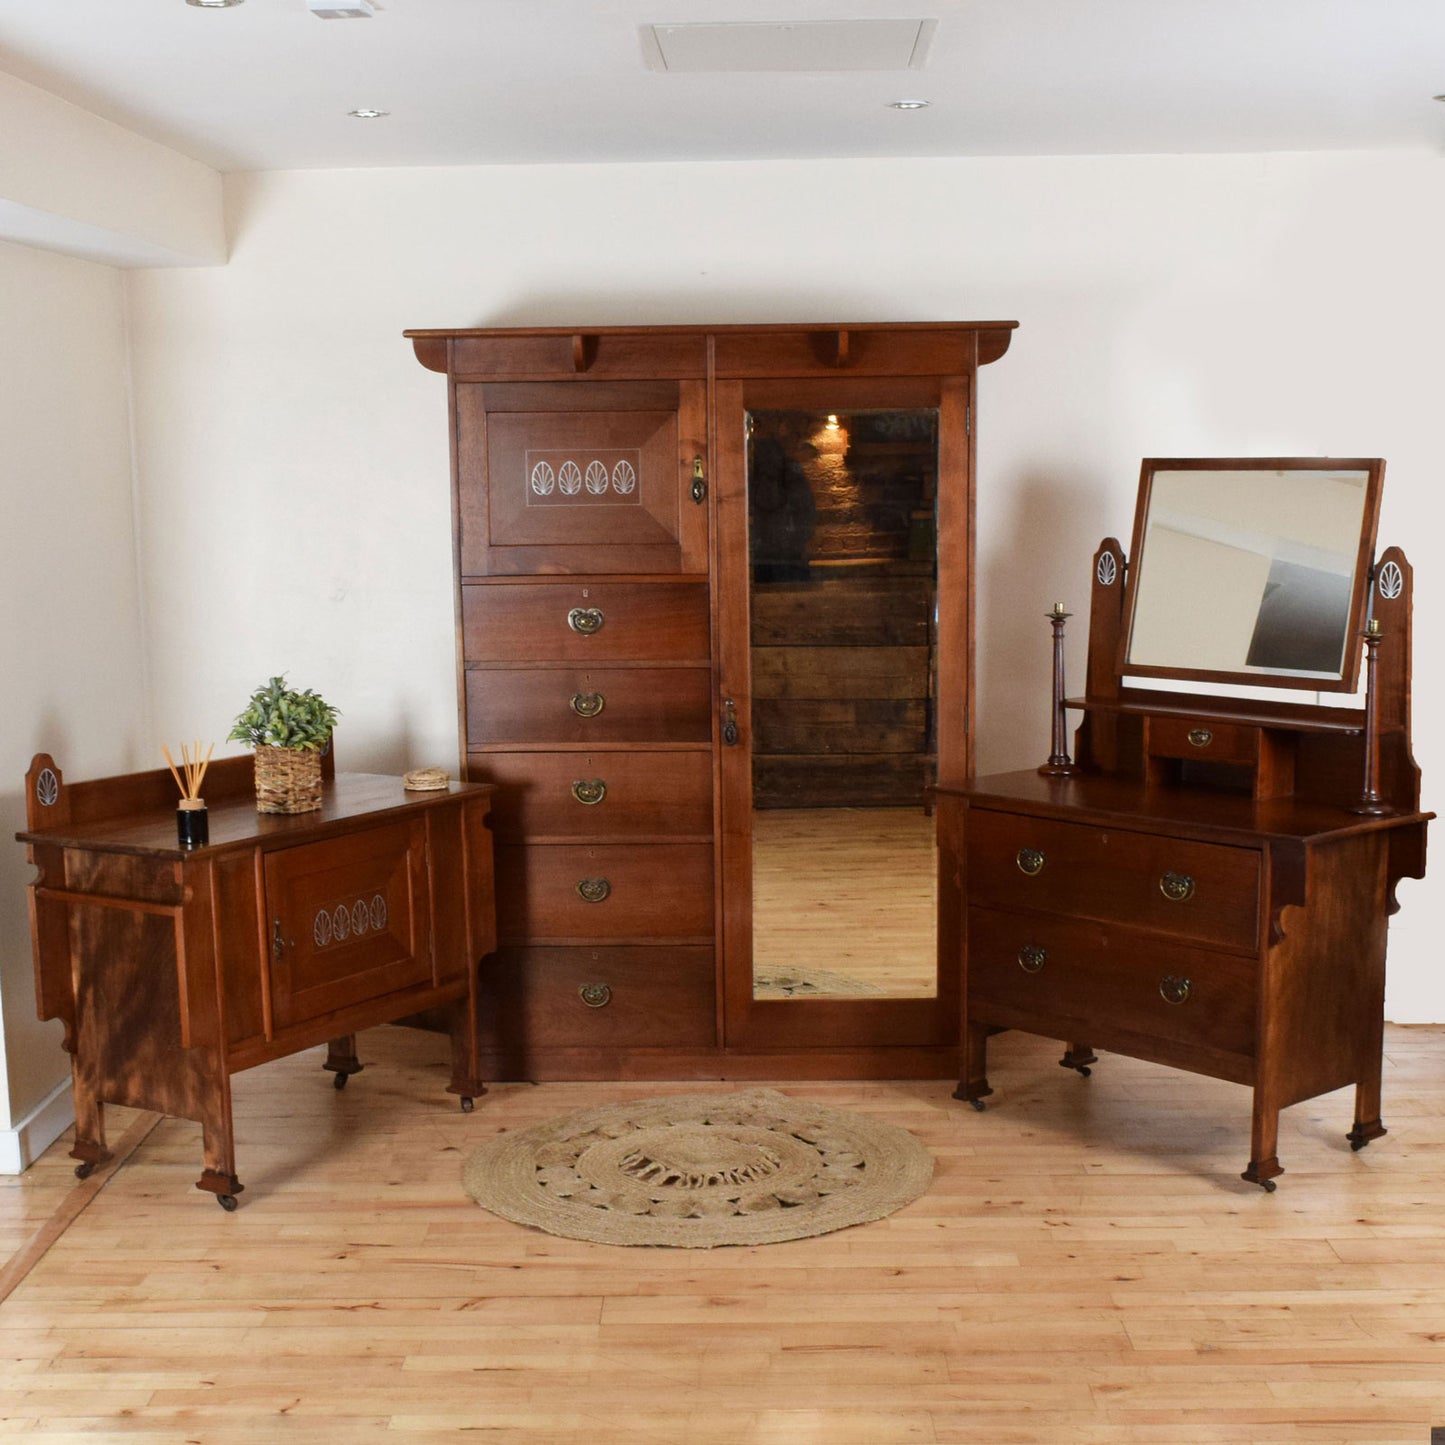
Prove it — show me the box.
[1,0,1442,174]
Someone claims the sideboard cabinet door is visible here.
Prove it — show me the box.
[263,820,431,1029]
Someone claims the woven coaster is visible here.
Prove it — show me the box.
[402,767,450,791]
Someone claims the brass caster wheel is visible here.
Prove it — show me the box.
[74,1161,95,1181]
[460,1096,474,1114]
[1259,1178,1277,1193]
[333,1071,348,1091]
[970,1098,987,1113]
[216,1194,239,1212]
[1077,1065,1092,1077]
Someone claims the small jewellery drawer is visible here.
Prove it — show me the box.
[466,667,712,746]
[968,907,1258,1060]
[1146,717,1260,766]
[462,581,709,664]
[469,750,712,841]
[495,843,714,941]
[478,946,716,1050]
[966,810,1261,951]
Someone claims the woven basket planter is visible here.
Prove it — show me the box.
[253,745,323,814]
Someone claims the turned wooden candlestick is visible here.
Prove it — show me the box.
[1349,618,1392,816]
[1039,601,1079,777]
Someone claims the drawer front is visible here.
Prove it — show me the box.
[968,907,1258,1059]
[479,945,716,1049]
[966,810,1260,951]
[1147,717,1259,766]
[462,581,709,664]
[466,666,712,746]
[495,843,714,941]
[264,821,430,1030]
[469,750,713,841]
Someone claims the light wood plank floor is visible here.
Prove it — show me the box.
[3,1024,1444,1443]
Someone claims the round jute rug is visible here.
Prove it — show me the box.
[461,1088,934,1248]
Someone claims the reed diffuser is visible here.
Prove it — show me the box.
[165,741,213,847]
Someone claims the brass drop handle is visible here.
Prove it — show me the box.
[691,455,707,505]
[571,778,607,806]
[1018,943,1046,974]
[567,606,605,635]
[721,697,739,747]
[1159,871,1195,902]
[1016,847,1045,876]
[579,982,612,1008]
[1159,975,1192,1005]
[1187,728,1213,748]
[570,692,605,718]
[575,878,611,903]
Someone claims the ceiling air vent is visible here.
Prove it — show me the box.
[641,19,937,73]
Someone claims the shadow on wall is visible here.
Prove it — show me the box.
[975,470,1107,776]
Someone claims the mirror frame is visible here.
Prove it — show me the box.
[1118,457,1384,694]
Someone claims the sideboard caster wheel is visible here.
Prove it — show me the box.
[1259,1178,1277,1193]
[1077,1066,1092,1077]
[74,1161,95,1180]
[333,1071,348,1091]
[460,1096,474,1113]
[970,1098,987,1113]
[216,1194,239,1212]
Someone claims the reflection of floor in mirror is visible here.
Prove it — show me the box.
[752,806,937,999]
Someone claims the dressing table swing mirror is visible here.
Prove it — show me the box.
[936,457,1431,1189]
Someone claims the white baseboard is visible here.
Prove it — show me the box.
[0,1079,74,1175]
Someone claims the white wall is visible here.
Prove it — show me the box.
[0,238,151,1167]
[119,150,1441,1023]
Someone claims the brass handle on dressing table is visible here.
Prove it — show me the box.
[1159,871,1195,902]
[575,878,612,903]
[570,692,605,718]
[1018,944,1047,974]
[1016,848,1046,876]
[579,982,613,1008]
[567,606,604,635]
[571,779,607,806]
[1159,975,1192,1005]
[1187,728,1213,748]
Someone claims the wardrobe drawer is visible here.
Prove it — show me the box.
[466,666,712,746]
[495,843,714,941]
[479,946,716,1049]
[966,810,1260,952]
[462,581,710,664]
[968,907,1258,1060]
[468,750,713,841]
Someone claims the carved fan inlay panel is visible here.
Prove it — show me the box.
[312,894,389,950]
[525,449,643,507]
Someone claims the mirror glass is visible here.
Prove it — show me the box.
[747,408,939,1001]
[1123,460,1381,689]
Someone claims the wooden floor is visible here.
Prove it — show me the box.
[753,807,937,998]
[3,1023,1445,1443]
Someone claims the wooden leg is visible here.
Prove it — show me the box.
[196,1071,243,1206]
[67,1053,110,1179]
[1059,1043,1097,1076]
[1347,1073,1387,1151]
[1242,1088,1283,1190]
[323,1034,365,1090]
[954,1021,993,1109]
[444,996,487,1113]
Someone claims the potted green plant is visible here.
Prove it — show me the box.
[227,675,340,814]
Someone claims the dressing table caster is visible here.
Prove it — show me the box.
[460,1096,474,1113]
[1258,1179,1277,1193]
[970,1098,987,1112]
[333,1071,348,1091]
[1059,1044,1097,1078]
[74,1161,95,1180]
[216,1194,239,1212]
[1347,1119,1386,1151]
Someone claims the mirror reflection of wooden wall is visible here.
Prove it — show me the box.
[748,409,940,1001]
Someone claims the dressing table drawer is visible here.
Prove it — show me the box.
[1146,718,1260,766]
[463,581,710,664]
[968,907,1258,1060]
[966,810,1261,951]
[495,842,714,941]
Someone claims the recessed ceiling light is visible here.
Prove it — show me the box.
[887,99,931,110]
[348,109,390,119]
[185,0,244,8]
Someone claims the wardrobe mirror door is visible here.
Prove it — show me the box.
[746,407,940,1002]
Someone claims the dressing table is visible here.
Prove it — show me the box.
[937,458,1430,1188]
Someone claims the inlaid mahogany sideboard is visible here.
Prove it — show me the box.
[17,752,496,1207]
[939,460,1431,1188]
